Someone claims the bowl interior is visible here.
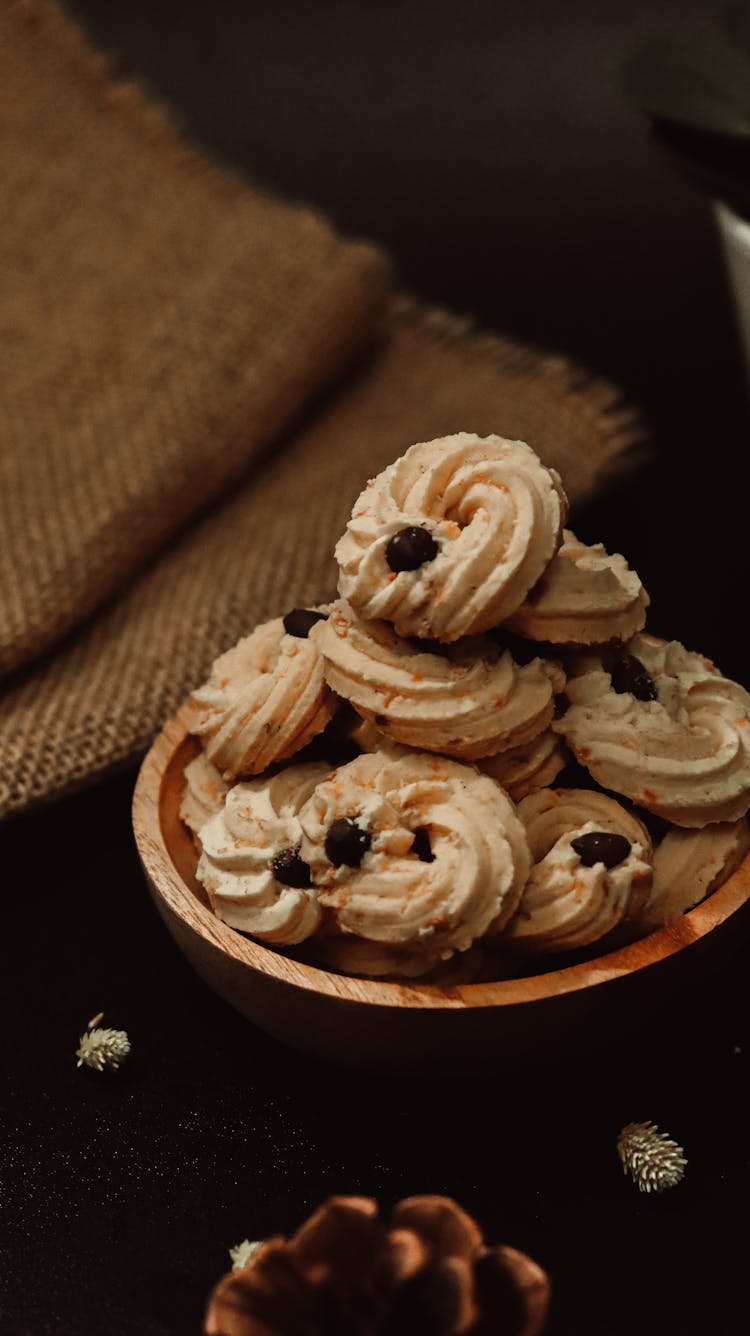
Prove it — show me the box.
[140,705,750,1012]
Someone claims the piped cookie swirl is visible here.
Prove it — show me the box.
[335,433,567,642]
[312,935,486,981]
[196,762,331,944]
[554,634,750,827]
[190,610,337,780]
[298,750,531,962]
[503,788,653,953]
[506,529,649,646]
[179,428,750,976]
[631,818,750,932]
[179,752,230,849]
[312,600,564,761]
[477,728,569,801]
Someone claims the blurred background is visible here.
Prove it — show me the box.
[68,0,748,669]
[67,0,733,387]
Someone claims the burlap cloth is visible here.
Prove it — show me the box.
[0,0,642,824]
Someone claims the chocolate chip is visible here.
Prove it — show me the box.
[324,817,371,867]
[410,826,435,862]
[282,608,327,639]
[570,831,632,869]
[271,846,312,888]
[385,526,439,572]
[610,654,658,702]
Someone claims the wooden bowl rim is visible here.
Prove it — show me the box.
[132,702,750,1012]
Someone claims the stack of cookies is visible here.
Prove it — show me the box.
[180,433,750,979]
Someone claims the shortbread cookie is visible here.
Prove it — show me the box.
[311,935,485,981]
[190,610,337,780]
[345,711,388,754]
[196,762,331,944]
[298,750,531,960]
[503,788,653,953]
[477,728,569,801]
[630,818,750,932]
[335,433,567,642]
[506,530,649,646]
[179,752,230,849]
[554,634,750,826]
[311,600,564,761]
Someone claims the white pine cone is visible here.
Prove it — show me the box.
[229,1240,263,1272]
[617,1121,686,1193]
[76,1025,131,1072]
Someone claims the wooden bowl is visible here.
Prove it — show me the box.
[133,704,750,1075]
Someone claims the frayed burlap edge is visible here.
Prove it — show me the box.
[0,292,644,825]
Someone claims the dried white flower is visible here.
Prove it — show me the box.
[617,1120,686,1193]
[76,1014,131,1072]
[229,1239,263,1271]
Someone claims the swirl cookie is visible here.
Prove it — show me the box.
[196,761,331,944]
[554,634,750,826]
[630,819,750,933]
[503,788,653,953]
[179,752,230,849]
[311,600,564,762]
[505,530,649,646]
[298,750,531,963]
[335,433,567,642]
[311,935,485,981]
[190,609,337,780]
[477,728,569,801]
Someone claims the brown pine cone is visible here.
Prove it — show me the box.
[205,1195,549,1336]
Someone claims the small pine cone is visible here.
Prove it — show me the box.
[617,1121,686,1194]
[204,1195,549,1336]
[76,1026,131,1072]
[230,1240,264,1272]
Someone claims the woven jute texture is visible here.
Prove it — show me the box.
[0,0,391,680]
[0,3,643,823]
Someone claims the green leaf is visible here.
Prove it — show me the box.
[620,32,750,138]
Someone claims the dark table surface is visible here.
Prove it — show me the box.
[3,3,750,1333]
